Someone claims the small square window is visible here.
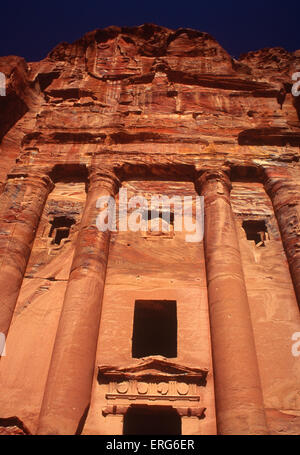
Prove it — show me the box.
[141,210,174,239]
[49,216,75,245]
[242,220,269,247]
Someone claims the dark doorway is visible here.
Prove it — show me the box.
[132,300,177,358]
[123,405,181,435]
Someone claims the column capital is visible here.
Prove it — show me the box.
[195,169,232,194]
[263,166,293,194]
[88,167,120,194]
[6,171,54,192]
[263,167,300,218]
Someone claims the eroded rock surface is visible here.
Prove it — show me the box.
[0,24,299,435]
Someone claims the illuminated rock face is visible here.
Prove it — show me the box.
[0,24,300,435]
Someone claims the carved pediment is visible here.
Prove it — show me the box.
[98,356,208,383]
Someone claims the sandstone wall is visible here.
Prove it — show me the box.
[0,24,299,435]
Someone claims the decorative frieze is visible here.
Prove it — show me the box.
[106,379,200,401]
[98,357,208,403]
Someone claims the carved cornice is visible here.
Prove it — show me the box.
[99,358,208,403]
[98,356,208,382]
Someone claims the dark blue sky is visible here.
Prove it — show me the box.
[0,0,299,61]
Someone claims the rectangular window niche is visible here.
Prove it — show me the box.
[132,300,177,358]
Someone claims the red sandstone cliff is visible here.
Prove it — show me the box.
[0,24,299,177]
[0,25,300,436]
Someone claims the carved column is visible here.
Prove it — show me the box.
[0,172,54,336]
[264,167,300,309]
[195,170,268,435]
[37,168,120,435]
